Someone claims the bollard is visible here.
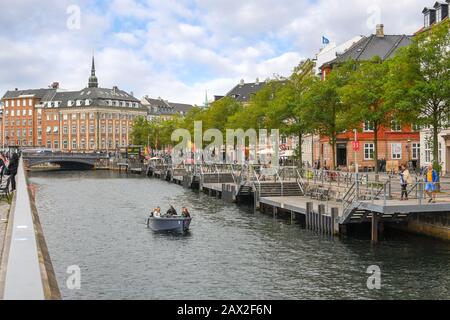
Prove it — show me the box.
[318,204,325,233]
[306,202,313,230]
[331,207,339,236]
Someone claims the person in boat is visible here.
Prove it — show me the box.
[181,207,190,218]
[153,207,161,217]
[166,205,177,216]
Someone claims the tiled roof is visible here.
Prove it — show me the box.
[226,81,266,102]
[323,34,412,68]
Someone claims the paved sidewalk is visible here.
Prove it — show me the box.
[0,201,10,264]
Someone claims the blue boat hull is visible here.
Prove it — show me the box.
[147,217,192,232]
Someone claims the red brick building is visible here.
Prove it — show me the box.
[1,57,147,151]
[315,25,420,171]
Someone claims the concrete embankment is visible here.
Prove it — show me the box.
[390,213,450,241]
[0,159,61,300]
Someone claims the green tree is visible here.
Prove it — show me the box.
[386,20,450,171]
[269,60,315,167]
[340,56,392,174]
[303,61,355,169]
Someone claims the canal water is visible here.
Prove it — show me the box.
[29,170,450,300]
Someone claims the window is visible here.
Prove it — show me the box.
[391,120,401,132]
[437,8,442,23]
[391,143,402,160]
[81,139,86,149]
[28,119,32,126]
[46,126,52,134]
[81,125,86,134]
[63,140,68,149]
[90,139,95,149]
[38,139,42,146]
[54,140,59,149]
[22,109,26,116]
[412,143,420,160]
[89,113,95,120]
[90,125,94,134]
[28,109,32,116]
[5,101,9,107]
[364,143,375,160]
[72,114,77,120]
[47,141,52,148]
[46,115,50,121]
[72,140,77,149]
[53,126,59,133]
[29,128,33,136]
[17,100,20,107]
[54,114,58,121]
[63,114,68,120]
[11,110,14,116]
[81,113,86,120]
[424,13,430,28]
[72,125,77,134]
[63,126,68,134]
[28,99,32,106]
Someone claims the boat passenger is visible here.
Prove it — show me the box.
[167,205,177,216]
[181,207,191,218]
[154,207,161,217]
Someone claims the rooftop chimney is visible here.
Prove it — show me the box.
[376,24,384,38]
[51,82,59,89]
[112,86,118,93]
[240,79,245,86]
[255,78,260,85]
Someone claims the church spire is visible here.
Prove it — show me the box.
[88,54,98,88]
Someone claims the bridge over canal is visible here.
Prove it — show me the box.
[23,153,109,169]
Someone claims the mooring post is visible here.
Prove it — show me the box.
[331,207,339,236]
[290,211,295,224]
[371,212,379,243]
[306,202,313,230]
[318,204,325,233]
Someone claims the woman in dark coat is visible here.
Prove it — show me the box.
[7,153,19,191]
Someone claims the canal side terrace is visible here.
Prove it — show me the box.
[146,162,450,242]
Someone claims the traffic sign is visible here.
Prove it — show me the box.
[352,141,360,151]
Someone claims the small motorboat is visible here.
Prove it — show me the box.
[147,215,192,232]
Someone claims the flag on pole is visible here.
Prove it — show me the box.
[322,36,330,45]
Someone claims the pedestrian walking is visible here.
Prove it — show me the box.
[425,163,438,203]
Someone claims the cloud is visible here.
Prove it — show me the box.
[0,0,428,105]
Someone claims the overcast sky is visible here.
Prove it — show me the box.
[0,0,427,105]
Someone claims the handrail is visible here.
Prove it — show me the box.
[295,169,305,195]
[252,169,262,205]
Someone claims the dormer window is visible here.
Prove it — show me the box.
[423,8,437,28]
[436,7,442,22]
[424,12,431,28]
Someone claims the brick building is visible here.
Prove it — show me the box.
[1,57,147,152]
[315,25,419,171]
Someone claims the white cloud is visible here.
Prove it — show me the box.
[0,0,429,105]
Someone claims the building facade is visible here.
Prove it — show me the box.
[315,25,419,171]
[1,57,147,152]
[419,1,450,174]
[141,96,194,122]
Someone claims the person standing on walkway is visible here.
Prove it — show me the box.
[425,163,438,203]
[7,153,19,192]
[400,165,412,201]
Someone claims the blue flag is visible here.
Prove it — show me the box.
[322,36,330,45]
